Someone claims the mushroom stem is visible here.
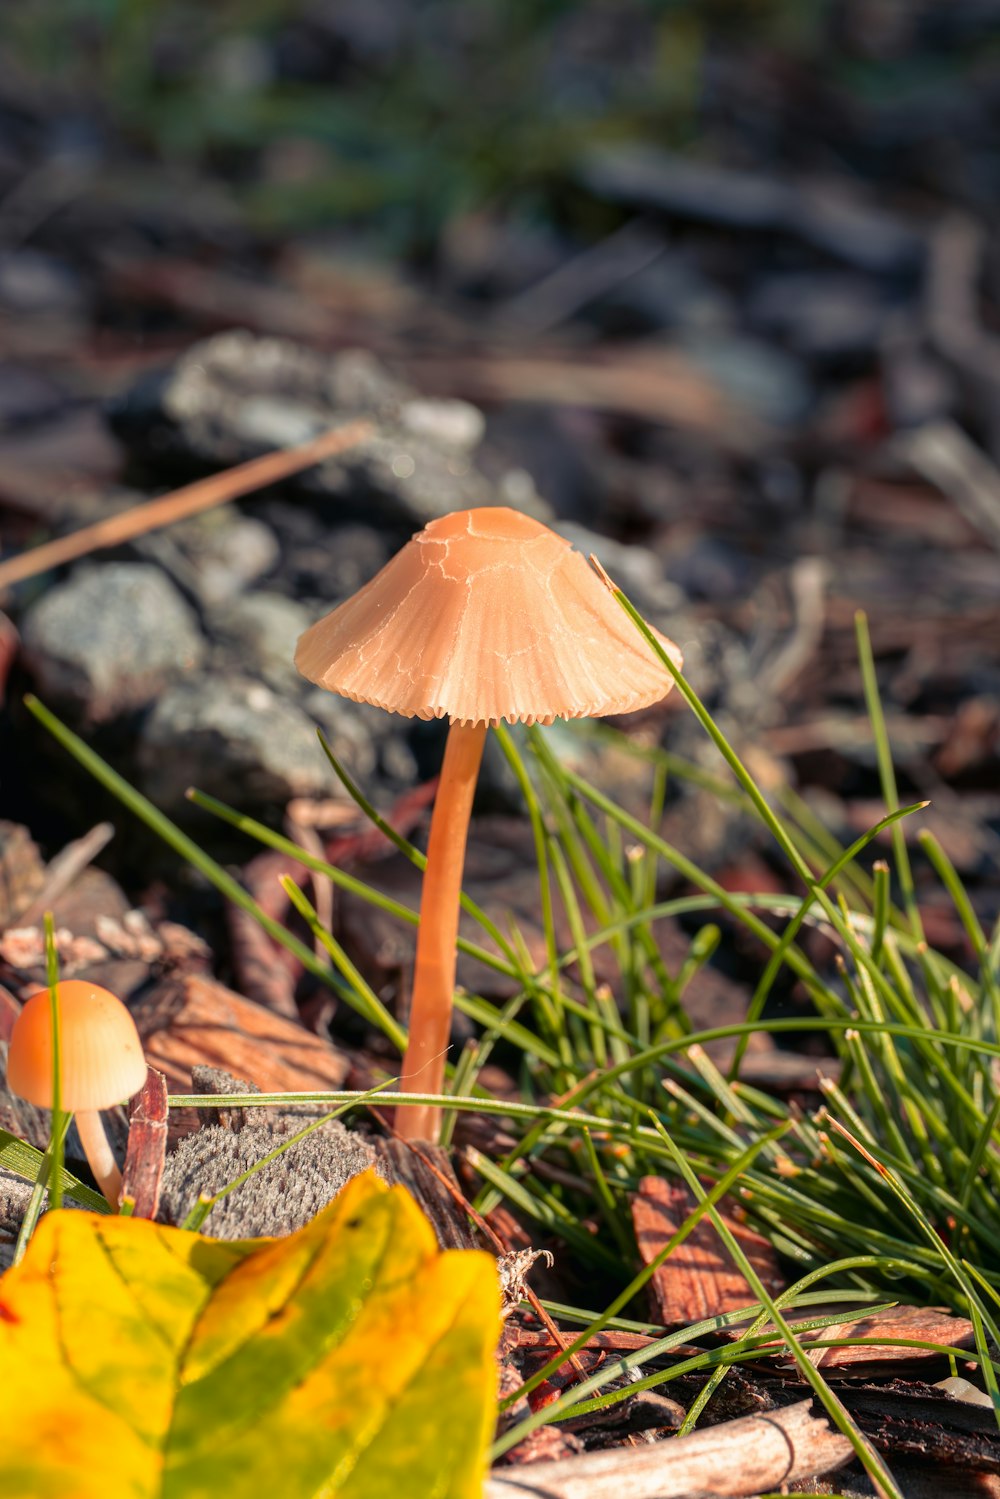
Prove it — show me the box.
[398,719,487,1141]
[75,1109,122,1208]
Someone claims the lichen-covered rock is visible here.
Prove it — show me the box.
[21,563,205,723]
[139,507,280,607]
[109,330,551,528]
[211,590,313,691]
[138,674,337,810]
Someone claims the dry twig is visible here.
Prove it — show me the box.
[485,1399,852,1498]
[0,419,373,590]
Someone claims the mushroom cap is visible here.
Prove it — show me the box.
[7,980,148,1111]
[295,507,683,726]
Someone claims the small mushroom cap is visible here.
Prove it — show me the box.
[7,980,148,1111]
[295,507,683,727]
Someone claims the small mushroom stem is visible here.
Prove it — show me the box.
[398,719,487,1141]
[75,1109,122,1208]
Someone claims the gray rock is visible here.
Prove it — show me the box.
[111,332,413,470]
[0,250,88,320]
[493,465,553,522]
[662,535,755,604]
[301,688,383,784]
[555,522,684,617]
[260,507,391,600]
[578,145,924,275]
[579,144,791,230]
[378,734,418,787]
[158,1116,380,1238]
[139,508,280,607]
[212,591,312,691]
[595,253,734,336]
[313,426,501,527]
[791,181,925,277]
[0,362,70,432]
[399,397,485,450]
[322,345,413,420]
[138,675,338,809]
[21,563,205,723]
[110,331,548,530]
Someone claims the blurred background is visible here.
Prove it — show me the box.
[1,0,999,987]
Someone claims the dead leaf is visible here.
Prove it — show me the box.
[0,1169,500,1498]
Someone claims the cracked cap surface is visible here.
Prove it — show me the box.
[295,506,683,726]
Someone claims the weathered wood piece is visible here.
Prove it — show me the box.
[838,1378,1000,1473]
[632,1176,785,1324]
[120,1067,168,1220]
[485,1399,852,1498]
[157,1064,378,1238]
[372,1137,478,1250]
[798,1464,1000,1497]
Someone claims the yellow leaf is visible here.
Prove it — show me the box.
[0,1169,499,1499]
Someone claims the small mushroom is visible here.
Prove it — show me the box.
[7,978,148,1207]
[296,506,682,1141]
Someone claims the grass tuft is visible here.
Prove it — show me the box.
[23,600,1000,1480]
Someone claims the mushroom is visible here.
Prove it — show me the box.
[296,506,682,1140]
[7,978,148,1207]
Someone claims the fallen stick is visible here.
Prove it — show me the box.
[0,418,373,590]
[484,1399,853,1499]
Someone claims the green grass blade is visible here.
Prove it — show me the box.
[0,1130,108,1213]
[44,914,64,1214]
[854,611,923,942]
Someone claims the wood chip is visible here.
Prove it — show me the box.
[794,1303,974,1370]
[0,822,46,931]
[17,822,115,928]
[631,1176,785,1325]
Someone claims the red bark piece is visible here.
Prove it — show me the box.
[631,1176,785,1325]
[0,983,20,1044]
[794,1303,974,1369]
[0,613,19,708]
[121,1067,168,1220]
[228,849,303,1016]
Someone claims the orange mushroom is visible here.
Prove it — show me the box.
[296,506,682,1140]
[7,979,148,1207]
